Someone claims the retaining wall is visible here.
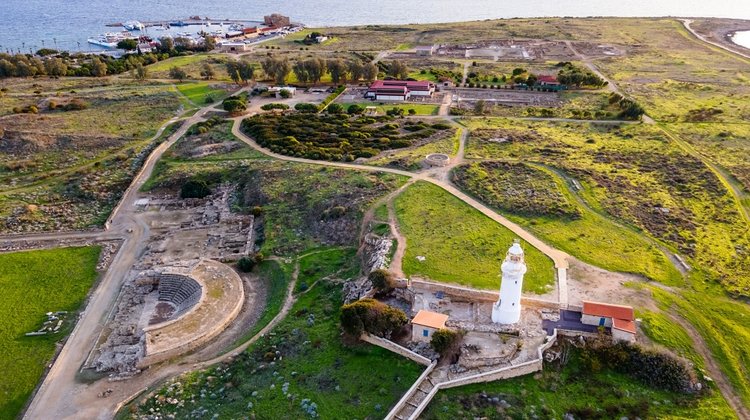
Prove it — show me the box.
[411,278,559,309]
[360,333,432,366]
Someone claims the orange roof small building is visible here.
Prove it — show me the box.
[581,300,636,342]
[411,310,449,343]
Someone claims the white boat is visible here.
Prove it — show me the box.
[123,20,145,31]
[87,31,136,49]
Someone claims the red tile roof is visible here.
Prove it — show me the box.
[537,75,559,83]
[582,301,634,321]
[613,318,636,334]
[412,310,449,329]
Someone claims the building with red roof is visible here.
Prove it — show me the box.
[537,75,560,85]
[365,80,436,101]
[581,300,636,342]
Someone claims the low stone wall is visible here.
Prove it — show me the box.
[384,361,437,420]
[411,278,559,309]
[360,333,432,366]
[441,359,542,389]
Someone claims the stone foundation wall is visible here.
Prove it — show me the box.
[360,333,432,366]
[411,278,559,309]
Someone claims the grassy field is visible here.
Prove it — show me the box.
[0,78,184,233]
[394,181,555,293]
[639,310,704,369]
[0,246,101,419]
[422,348,734,419]
[463,118,749,295]
[175,82,231,106]
[229,259,292,348]
[452,160,683,285]
[128,279,423,419]
[296,247,360,292]
[648,286,750,408]
[368,126,461,171]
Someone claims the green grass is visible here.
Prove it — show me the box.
[639,310,704,369]
[229,259,292,348]
[373,203,389,222]
[422,349,735,419]
[463,118,749,295]
[145,54,212,73]
[648,285,750,407]
[369,127,461,171]
[0,246,101,419]
[340,102,440,116]
[394,181,555,293]
[129,279,423,419]
[296,247,359,292]
[452,160,682,285]
[175,82,230,106]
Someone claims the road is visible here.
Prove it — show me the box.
[681,19,750,60]
[23,105,216,420]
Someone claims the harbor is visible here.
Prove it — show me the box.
[84,14,300,52]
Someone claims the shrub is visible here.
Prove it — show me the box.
[180,179,211,199]
[261,103,290,111]
[64,98,88,111]
[408,108,416,115]
[369,269,395,292]
[222,95,247,114]
[326,103,344,114]
[237,256,255,272]
[278,89,292,99]
[347,104,364,115]
[295,102,319,113]
[430,329,463,357]
[340,298,407,338]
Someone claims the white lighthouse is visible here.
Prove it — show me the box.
[492,240,527,324]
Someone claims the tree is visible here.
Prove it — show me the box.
[512,67,526,76]
[180,179,211,199]
[91,57,108,77]
[262,57,291,85]
[347,104,364,115]
[526,74,538,86]
[292,60,310,83]
[431,329,463,358]
[222,95,247,114]
[168,66,187,82]
[340,299,407,338]
[237,256,255,272]
[117,39,138,51]
[347,61,364,81]
[200,62,215,80]
[327,59,347,84]
[0,59,16,77]
[387,60,409,79]
[326,103,344,114]
[159,37,174,54]
[473,99,487,115]
[133,63,148,80]
[226,59,254,85]
[202,35,216,51]
[44,58,67,77]
[369,269,395,292]
[362,63,378,82]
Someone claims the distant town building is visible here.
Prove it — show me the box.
[581,301,636,342]
[264,13,291,28]
[219,42,252,53]
[411,310,449,342]
[415,45,436,56]
[537,75,561,86]
[365,80,435,101]
[314,35,329,44]
[492,241,526,324]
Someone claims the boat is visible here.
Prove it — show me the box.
[170,21,188,27]
[123,20,145,31]
[87,31,136,49]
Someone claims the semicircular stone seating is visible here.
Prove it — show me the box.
[156,274,202,319]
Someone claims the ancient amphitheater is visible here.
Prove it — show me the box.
[92,259,244,374]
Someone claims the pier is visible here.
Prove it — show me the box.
[106,18,263,28]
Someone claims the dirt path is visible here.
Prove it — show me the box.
[667,312,750,419]
[386,180,416,278]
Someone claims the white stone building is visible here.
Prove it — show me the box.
[411,310,449,343]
